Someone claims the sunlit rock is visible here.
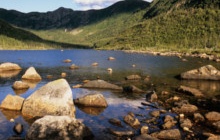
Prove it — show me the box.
[22,79,75,118]
[205,111,220,122]
[125,74,141,80]
[152,129,181,140]
[63,59,72,63]
[12,81,29,90]
[123,112,140,128]
[74,93,108,107]
[26,115,93,140]
[181,65,220,80]
[0,62,22,71]
[69,64,79,69]
[108,57,115,60]
[22,67,42,80]
[91,62,98,66]
[0,94,24,111]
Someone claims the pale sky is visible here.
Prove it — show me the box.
[0,0,152,13]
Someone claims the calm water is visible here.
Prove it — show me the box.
[0,50,220,139]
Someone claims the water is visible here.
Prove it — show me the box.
[0,49,219,139]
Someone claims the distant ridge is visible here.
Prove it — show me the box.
[0,0,150,29]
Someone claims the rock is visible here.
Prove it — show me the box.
[180,118,193,129]
[172,103,198,114]
[12,81,29,90]
[107,68,112,73]
[91,62,98,66]
[205,111,220,122]
[124,112,140,128]
[207,135,220,140]
[63,59,72,63]
[194,113,205,123]
[0,94,24,111]
[213,121,220,131]
[177,85,204,98]
[22,79,75,118]
[146,90,158,102]
[26,115,93,140]
[74,93,108,107]
[61,72,67,77]
[162,115,177,129]
[108,118,122,127]
[81,80,122,90]
[140,126,149,134]
[125,75,141,80]
[152,129,181,140]
[108,57,115,60]
[123,85,145,93]
[69,64,79,69]
[21,67,42,80]
[108,128,134,137]
[150,110,160,118]
[180,65,220,80]
[0,62,22,71]
[13,123,23,135]
[133,134,159,140]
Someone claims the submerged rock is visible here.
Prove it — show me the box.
[22,79,75,118]
[181,65,220,80]
[81,80,122,90]
[0,62,22,71]
[74,93,108,107]
[0,94,24,111]
[22,67,42,80]
[26,115,93,140]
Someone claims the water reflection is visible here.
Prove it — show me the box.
[77,106,106,116]
[22,79,41,89]
[0,70,21,78]
[13,89,29,95]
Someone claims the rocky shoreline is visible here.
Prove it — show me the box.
[0,62,220,140]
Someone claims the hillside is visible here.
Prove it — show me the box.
[0,0,149,30]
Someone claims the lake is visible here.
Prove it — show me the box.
[0,50,220,139]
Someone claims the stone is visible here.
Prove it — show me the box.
[162,115,177,129]
[108,57,115,60]
[213,121,220,131]
[12,81,29,90]
[91,62,98,66]
[108,118,122,127]
[13,123,23,134]
[152,129,181,140]
[123,112,140,128]
[123,85,145,93]
[108,128,134,137]
[150,110,160,118]
[180,65,220,80]
[0,62,22,71]
[69,64,79,69]
[146,90,158,102]
[205,112,220,122]
[21,67,42,80]
[74,93,108,107]
[194,113,205,123]
[177,85,204,98]
[140,126,149,134]
[180,119,193,129]
[26,115,93,140]
[125,74,141,80]
[63,59,72,63]
[172,104,198,114]
[81,80,122,90]
[133,134,159,140]
[22,79,75,118]
[0,94,24,111]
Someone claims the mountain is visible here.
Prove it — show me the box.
[0,0,150,29]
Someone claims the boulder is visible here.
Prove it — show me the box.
[0,94,24,111]
[205,112,220,122]
[81,80,122,90]
[181,65,220,80]
[162,115,177,129]
[172,104,198,114]
[123,112,140,128]
[0,62,22,71]
[194,113,205,123]
[26,115,93,140]
[74,93,108,107]
[177,85,204,98]
[22,79,75,118]
[152,129,181,140]
[125,75,141,80]
[22,67,42,80]
[12,81,29,90]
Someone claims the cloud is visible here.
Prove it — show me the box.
[73,0,151,10]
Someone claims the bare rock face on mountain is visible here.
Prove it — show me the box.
[26,115,93,140]
[22,67,42,80]
[181,65,220,80]
[0,62,22,71]
[22,79,75,118]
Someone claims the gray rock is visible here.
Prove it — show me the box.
[22,67,42,80]
[22,79,75,118]
[74,93,108,107]
[177,85,204,98]
[181,65,220,80]
[205,111,220,122]
[0,62,22,71]
[81,80,122,90]
[0,94,24,111]
[26,115,93,140]
[152,129,181,140]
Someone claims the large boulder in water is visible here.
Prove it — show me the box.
[0,62,22,71]
[74,93,108,107]
[181,65,220,80]
[22,67,42,80]
[81,80,122,91]
[0,94,24,111]
[22,79,75,118]
[26,115,93,140]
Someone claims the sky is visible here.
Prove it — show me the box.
[0,0,152,13]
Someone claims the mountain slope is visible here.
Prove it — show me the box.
[0,0,150,30]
